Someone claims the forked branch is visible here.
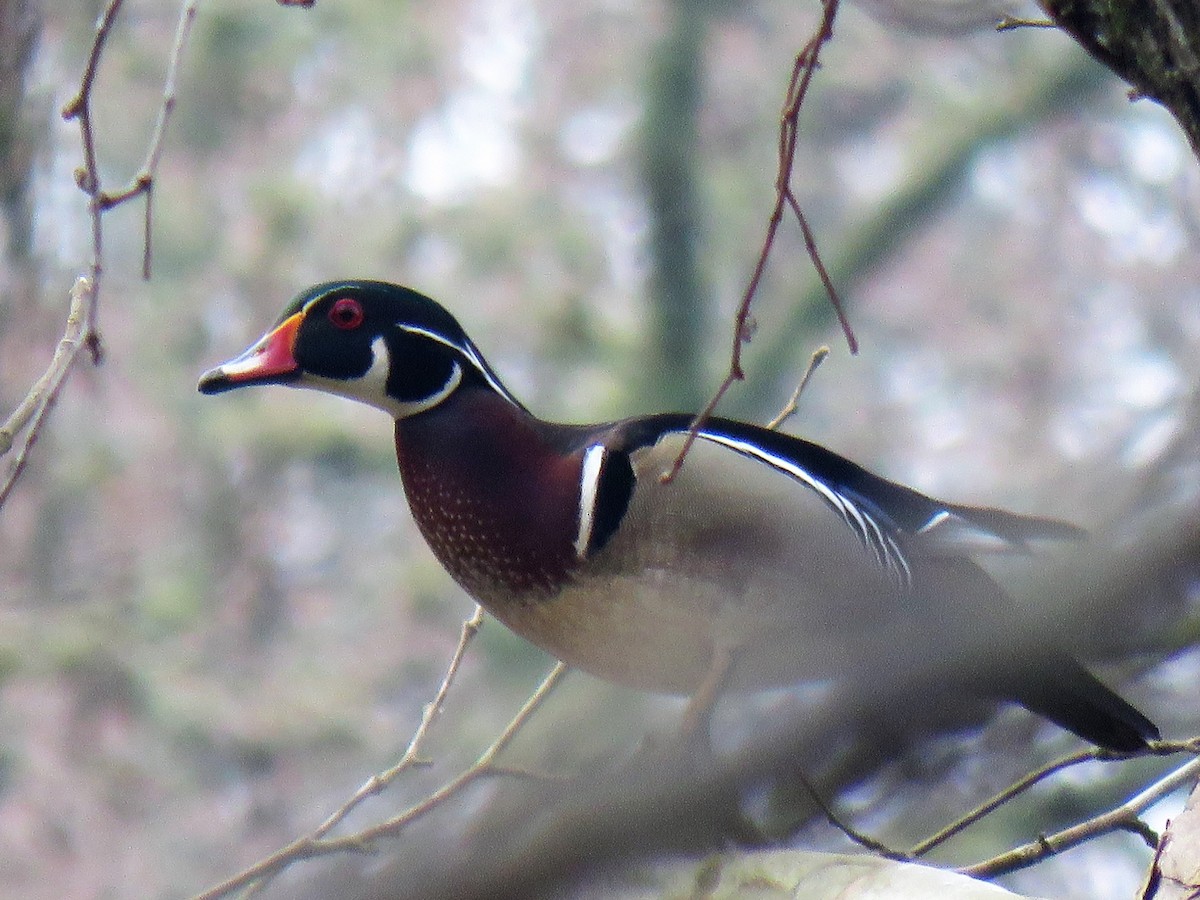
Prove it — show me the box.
[192,640,571,900]
[0,0,198,506]
[663,0,852,483]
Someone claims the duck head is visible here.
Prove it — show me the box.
[198,280,521,417]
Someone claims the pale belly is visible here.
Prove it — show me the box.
[474,435,920,694]
[482,561,910,695]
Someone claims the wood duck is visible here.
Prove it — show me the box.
[198,280,1158,752]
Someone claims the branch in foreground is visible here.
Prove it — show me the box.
[911,745,1107,858]
[311,605,485,840]
[798,737,1200,869]
[912,738,1200,862]
[329,692,1173,900]
[281,514,1200,900]
[963,755,1200,879]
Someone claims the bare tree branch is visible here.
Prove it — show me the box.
[96,0,199,278]
[913,739,1200,860]
[1039,0,1200,161]
[963,756,1200,880]
[0,0,198,507]
[312,605,486,840]
[258,510,1200,900]
[661,0,849,483]
[193,657,571,900]
[0,277,90,505]
[794,769,907,860]
[764,345,828,431]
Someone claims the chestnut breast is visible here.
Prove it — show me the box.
[394,390,589,603]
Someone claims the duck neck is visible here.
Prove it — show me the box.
[394,388,588,602]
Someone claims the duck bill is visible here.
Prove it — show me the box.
[198,311,304,394]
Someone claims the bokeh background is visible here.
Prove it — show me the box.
[1,0,1199,896]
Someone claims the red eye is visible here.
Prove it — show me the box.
[328,297,364,330]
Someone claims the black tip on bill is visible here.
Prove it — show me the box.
[197,365,301,395]
[197,367,235,395]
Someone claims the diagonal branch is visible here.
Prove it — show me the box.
[1039,0,1200,161]
[962,754,1200,880]
[312,605,486,841]
[0,278,91,506]
[662,0,850,483]
[191,657,572,900]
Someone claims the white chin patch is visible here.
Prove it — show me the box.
[302,336,462,419]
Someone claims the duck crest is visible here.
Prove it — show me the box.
[393,388,588,602]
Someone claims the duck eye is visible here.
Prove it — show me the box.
[328,297,364,330]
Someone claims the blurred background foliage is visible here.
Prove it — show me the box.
[1,0,1200,897]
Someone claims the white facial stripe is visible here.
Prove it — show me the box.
[301,335,394,414]
[358,334,392,402]
[697,430,912,588]
[399,360,463,416]
[575,444,607,560]
[301,336,461,418]
[397,323,462,349]
[398,323,521,406]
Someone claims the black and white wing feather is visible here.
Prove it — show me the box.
[584,415,1082,583]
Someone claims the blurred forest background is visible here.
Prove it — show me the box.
[2,0,1200,897]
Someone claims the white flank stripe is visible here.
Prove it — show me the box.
[575,444,607,560]
[398,324,520,406]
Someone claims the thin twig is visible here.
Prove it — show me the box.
[485,763,576,783]
[61,0,124,137]
[0,279,92,505]
[962,755,1200,880]
[995,16,1056,31]
[661,0,847,483]
[337,661,570,847]
[96,0,199,278]
[312,605,486,840]
[910,747,1103,858]
[1,0,198,508]
[793,738,1200,877]
[193,662,571,900]
[4,0,119,479]
[765,345,828,431]
[61,0,125,356]
[795,770,906,859]
[911,738,1200,859]
[1139,823,1170,900]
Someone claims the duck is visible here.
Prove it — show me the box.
[198,279,1158,751]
